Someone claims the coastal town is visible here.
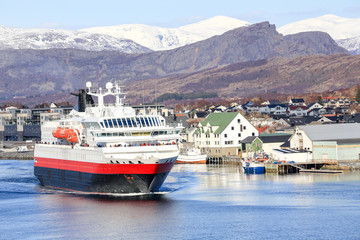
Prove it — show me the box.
[2,95,360,171]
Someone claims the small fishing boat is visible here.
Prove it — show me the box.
[242,159,265,174]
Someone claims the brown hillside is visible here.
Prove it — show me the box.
[126,54,360,102]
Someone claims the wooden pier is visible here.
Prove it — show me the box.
[299,169,342,174]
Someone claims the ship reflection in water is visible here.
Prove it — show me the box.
[1,160,360,239]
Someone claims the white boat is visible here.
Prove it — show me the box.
[176,148,207,164]
[17,146,29,153]
[34,82,182,194]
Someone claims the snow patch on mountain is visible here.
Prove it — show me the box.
[278,14,360,54]
[337,36,360,54]
[81,16,250,51]
[278,14,360,40]
[0,25,151,53]
[179,16,250,38]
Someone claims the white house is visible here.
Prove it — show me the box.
[288,106,308,116]
[194,112,258,157]
[289,98,306,106]
[263,104,288,116]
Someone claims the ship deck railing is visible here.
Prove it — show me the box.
[37,141,177,148]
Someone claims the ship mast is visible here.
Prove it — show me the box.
[86,81,126,108]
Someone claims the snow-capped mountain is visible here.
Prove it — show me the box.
[0,25,151,53]
[1,14,359,54]
[81,16,250,51]
[278,14,360,54]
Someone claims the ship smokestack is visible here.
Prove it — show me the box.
[71,89,94,112]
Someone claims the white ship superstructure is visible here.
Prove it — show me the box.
[34,82,182,193]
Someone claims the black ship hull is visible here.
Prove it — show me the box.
[34,166,172,194]
[34,157,176,194]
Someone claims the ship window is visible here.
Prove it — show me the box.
[148,117,153,126]
[140,117,146,127]
[151,117,156,126]
[136,117,141,127]
[103,121,109,128]
[144,117,150,127]
[126,118,132,127]
[154,117,160,126]
[117,119,123,128]
[108,119,113,128]
[113,132,119,136]
[113,119,118,128]
[122,118,128,127]
[99,122,104,128]
[131,118,137,127]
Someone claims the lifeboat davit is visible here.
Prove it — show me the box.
[66,129,79,143]
[52,127,62,138]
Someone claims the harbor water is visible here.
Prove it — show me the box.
[1,160,360,239]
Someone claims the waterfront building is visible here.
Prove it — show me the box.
[0,105,72,141]
[259,133,292,155]
[290,123,360,162]
[194,112,258,157]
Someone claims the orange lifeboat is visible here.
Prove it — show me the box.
[59,127,69,139]
[66,129,78,143]
[52,127,62,138]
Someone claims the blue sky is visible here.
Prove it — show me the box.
[1,0,360,29]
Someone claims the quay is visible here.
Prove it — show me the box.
[0,141,34,160]
[264,162,341,174]
[207,155,347,174]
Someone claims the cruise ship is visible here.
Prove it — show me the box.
[34,82,182,194]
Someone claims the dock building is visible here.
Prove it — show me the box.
[290,123,360,162]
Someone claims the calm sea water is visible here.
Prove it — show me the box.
[1,160,360,240]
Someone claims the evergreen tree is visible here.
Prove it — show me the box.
[356,88,360,103]
[317,96,323,105]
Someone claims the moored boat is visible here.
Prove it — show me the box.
[34,82,182,194]
[242,159,265,174]
[176,148,207,164]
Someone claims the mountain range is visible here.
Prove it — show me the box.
[0,21,349,102]
[1,15,360,54]
[0,15,360,105]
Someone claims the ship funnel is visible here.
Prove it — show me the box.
[71,89,94,112]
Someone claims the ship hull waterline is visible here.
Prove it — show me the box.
[34,158,176,194]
